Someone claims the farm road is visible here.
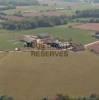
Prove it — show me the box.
[84,41,99,48]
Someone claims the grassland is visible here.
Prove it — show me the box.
[0,25,97,50]
[0,51,99,100]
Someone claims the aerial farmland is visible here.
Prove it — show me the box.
[0,0,99,100]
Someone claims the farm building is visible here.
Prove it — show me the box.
[19,33,84,51]
[71,43,85,52]
[20,34,54,48]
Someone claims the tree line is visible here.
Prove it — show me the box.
[0,94,99,100]
[0,16,68,30]
[42,93,99,100]
[0,5,16,11]
[71,9,99,23]
[0,0,39,6]
[0,96,13,100]
[75,9,99,18]
[65,0,99,3]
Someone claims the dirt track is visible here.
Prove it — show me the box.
[84,41,99,48]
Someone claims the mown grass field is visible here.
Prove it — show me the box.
[0,51,99,100]
[0,26,97,50]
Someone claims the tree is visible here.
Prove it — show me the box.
[0,96,13,100]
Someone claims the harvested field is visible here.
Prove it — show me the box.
[73,23,99,31]
[23,11,67,17]
[0,51,99,100]
[0,15,25,21]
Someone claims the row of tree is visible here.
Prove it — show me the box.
[0,96,13,100]
[0,16,68,30]
[73,18,99,23]
[0,0,39,6]
[0,94,99,100]
[1,8,99,30]
[75,9,99,18]
[42,94,99,100]
[64,0,99,3]
[70,9,99,23]
[0,5,16,11]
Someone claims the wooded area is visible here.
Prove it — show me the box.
[0,0,39,6]
[0,16,68,30]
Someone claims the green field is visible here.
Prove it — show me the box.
[0,51,99,100]
[0,25,97,50]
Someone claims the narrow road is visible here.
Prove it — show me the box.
[84,41,99,48]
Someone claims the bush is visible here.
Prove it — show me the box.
[0,96,13,100]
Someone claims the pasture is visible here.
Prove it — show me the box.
[0,26,97,50]
[0,51,99,100]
